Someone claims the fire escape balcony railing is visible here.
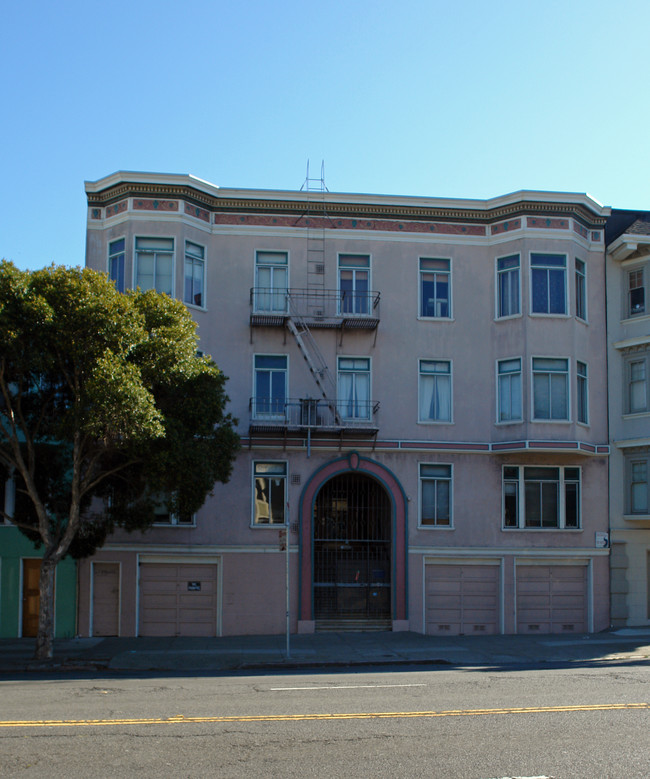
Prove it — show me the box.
[249,397,380,433]
[249,288,380,328]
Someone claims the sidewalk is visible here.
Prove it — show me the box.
[1,629,650,674]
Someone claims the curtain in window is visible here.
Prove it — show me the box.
[339,372,369,419]
[420,374,450,421]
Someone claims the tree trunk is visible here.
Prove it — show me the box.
[34,557,57,661]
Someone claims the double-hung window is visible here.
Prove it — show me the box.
[254,355,287,418]
[339,255,370,315]
[338,357,370,419]
[419,464,452,527]
[531,253,567,314]
[152,494,195,526]
[575,259,586,320]
[108,239,125,293]
[255,251,288,313]
[628,356,648,414]
[532,358,569,420]
[419,360,452,422]
[576,361,588,424]
[253,462,287,525]
[420,258,451,318]
[503,466,580,529]
[496,255,520,318]
[184,241,205,307]
[135,237,173,295]
[497,358,522,422]
[628,268,645,317]
[627,457,649,515]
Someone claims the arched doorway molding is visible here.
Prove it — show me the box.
[298,452,408,624]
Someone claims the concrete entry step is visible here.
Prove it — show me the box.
[315,619,392,632]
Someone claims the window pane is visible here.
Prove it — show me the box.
[548,269,566,314]
[565,483,579,527]
[504,481,518,527]
[436,480,450,524]
[541,482,559,526]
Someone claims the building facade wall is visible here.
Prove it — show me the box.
[80,174,611,636]
[607,222,650,626]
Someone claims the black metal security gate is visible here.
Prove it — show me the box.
[313,473,391,620]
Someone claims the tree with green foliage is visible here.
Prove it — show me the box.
[0,261,239,660]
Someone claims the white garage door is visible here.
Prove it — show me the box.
[516,565,587,634]
[139,562,218,637]
[425,564,500,636]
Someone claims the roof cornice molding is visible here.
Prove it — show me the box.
[84,172,609,227]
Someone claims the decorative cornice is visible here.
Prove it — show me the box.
[85,175,609,230]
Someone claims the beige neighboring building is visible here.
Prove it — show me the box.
[79,171,611,638]
[607,212,650,627]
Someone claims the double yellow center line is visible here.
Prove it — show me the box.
[1,703,648,729]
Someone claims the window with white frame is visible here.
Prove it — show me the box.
[108,238,125,293]
[135,237,173,295]
[628,268,645,317]
[497,358,522,423]
[339,255,370,315]
[254,251,288,313]
[419,360,452,423]
[419,463,452,527]
[575,259,586,320]
[628,355,648,414]
[503,466,580,529]
[254,355,287,418]
[1,473,15,525]
[152,494,195,526]
[531,253,567,314]
[627,456,649,515]
[576,361,588,424]
[184,241,205,307]
[338,357,371,419]
[253,462,287,525]
[532,357,569,420]
[420,258,451,318]
[496,255,520,318]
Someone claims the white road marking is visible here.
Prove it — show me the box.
[269,683,426,691]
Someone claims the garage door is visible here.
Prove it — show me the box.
[425,564,500,635]
[139,563,218,637]
[516,565,587,634]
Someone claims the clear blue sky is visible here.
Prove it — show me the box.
[2,0,650,271]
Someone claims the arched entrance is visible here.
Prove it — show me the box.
[313,473,391,621]
[298,458,408,633]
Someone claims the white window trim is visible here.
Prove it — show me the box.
[254,249,290,314]
[252,353,289,420]
[337,355,372,421]
[626,353,649,415]
[418,257,453,321]
[626,455,649,517]
[528,251,569,318]
[133,236,175,297]
[576,359,589,427]
[184,239,207,311]
[626,265,646,319]
[575,257,588,323]
[494,253,522,321]
[417,357,453,425]
[418,463,453,529]
[337,253,372,316]
[502,465,582,530]
[251,460,288,527]
[108,235,126,293]
[495,356,523,425]
[530,355,571,423]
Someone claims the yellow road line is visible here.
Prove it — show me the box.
[0,703,648,729]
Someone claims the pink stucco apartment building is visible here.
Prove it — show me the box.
[78,171,611,638]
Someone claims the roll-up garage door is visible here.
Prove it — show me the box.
[516,564,587,634]
[139,562,218,637]
[425,563,500,635]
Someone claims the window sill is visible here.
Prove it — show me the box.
[417,316,455,323]
[576,317,588,325]
[418,524,454,530]
[531,418,571,424]
[529,312,570,319]
[622,411,650,419]
[576,421,590,429]
[623,514,650,521]
[251,523,287,529]
[621,313,650,325]
[418,420,454,425]
[494,313,522,322]
[184,302,207,313]
[495,419,524,426]
[502,526,582,532]
[153,523,197,528]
